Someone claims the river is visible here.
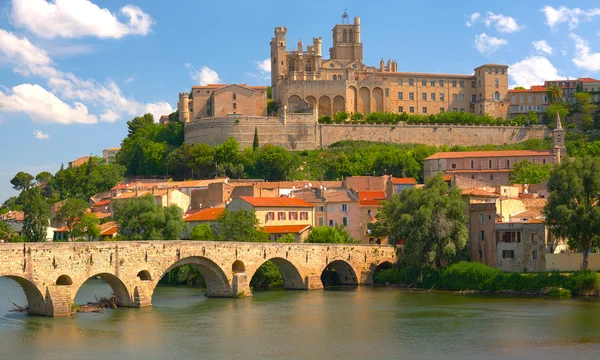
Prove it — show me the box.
[0,277,599,360]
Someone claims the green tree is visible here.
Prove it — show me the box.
[22,187,50,242]
[572,92,595,130]
[114,194,185,240]
[369,173,468,268]
[277,233,295,243]
[305,225,358,244]
[543,157,600,270]
[513,86,526,90]
[545,103,568,126]
[10,171,34,191]
[215,210,269,242]
[73,213,101,241]
[163,205,186,240]
[253,127,259,151]
[510,159,552,184]
[0,221,17,242]
[190,223,215,240]
[255,144,293,181]
[55,198,90,241]
[548,84,562,104]
[527,111,539,125]
[126,113,155,137]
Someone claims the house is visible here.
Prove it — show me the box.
[68,156,90,168]
[111,188,191,215]
[386,177,417,198]
[496,220,547,272]
[226,196,314,242]
[1,211,24,237]
[99,222,119,240]
[102,148,120,163]
[183,207,225,239]
[357,191,387,244]
[292,187,360,240]
[469,202,497,267]
[343,176,389,192]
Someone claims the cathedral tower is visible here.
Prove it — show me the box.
[329,12,363,63]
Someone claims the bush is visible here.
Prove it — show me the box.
[438,262,502,291]
[250,261,284,289]
[547,288,572,297]
[567,271,600,295]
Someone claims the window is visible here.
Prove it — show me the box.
[452,94,457,101]
[460,108,465,112]
[532,250,538,261]
[289,212,298,220]
[451,163,457,169]
[472,94,477,103]
[422,80,427,86]
[495,92,500,101]
[328,219,334,226]
[490,174,494,180]
[495,78,499,88]
[489,159,493,168]
[398,92,403,100]
[233,103,237,110]
[531,233,537,244]
[288,59,295,72]
[440,93,445,101]
[542,158,546,165]
[232,93,237,100]
[398,106,404,113]
[471,81,476,88]
[409,92,414,100]
[453,108,458,112]
[528,95,532,103]
[439,80,444,87]
[431,93,436,101]
[306,61,312,72]
[431,80,435,87]
[422,93,427,101]
[520,95,524,103]
[495,68,499,74]
[328,205,333,212]
[479,213,484,224]
[422,107,427,113]
[340,204,348,212]
[342,217,349,226]
[480,230,485,241]
[460,94,464,102]
[349,30,354,42]
[317,206,325,212]
[502,250,515,259]
[385,88,389,97]
[543,95,548,103]
[410,106,415,113]
[452,80,457,87]
[277,211,286,220]
[398,79,403,85]
[342,29,347,42]
[459,80,465,88]
[409,79,414,86]
[470,160,474,169]
[440,107,445,113]
[318,217,324,226]
[479,250,483,260]
[506,159,510,168]
[300,212,309,220]
[499,231,521,243]
[332,75,337,80]
[266,212,275,221]
[488,215,492,220]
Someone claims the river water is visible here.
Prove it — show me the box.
[0,277,599,360]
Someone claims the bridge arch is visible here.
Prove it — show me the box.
[321,259,359,287]
[137,270,152,281]
[73,273,132,307]
[56,275,73,286]
[0,275,47,316]
[249,258,305,290]
[365,260,394,285]
[159,256,231,297]
[232,260,246,274]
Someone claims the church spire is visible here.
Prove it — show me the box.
[555,111,562,130]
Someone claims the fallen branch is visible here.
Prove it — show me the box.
[8,301,27,313]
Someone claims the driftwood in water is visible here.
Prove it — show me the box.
[76,295,119,313]
[8,301,27,313]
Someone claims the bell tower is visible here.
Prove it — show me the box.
[270,26,288,102]
[552,111,566,162]
[329,11,363,63]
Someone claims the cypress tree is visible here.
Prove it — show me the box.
[253,127,259,150]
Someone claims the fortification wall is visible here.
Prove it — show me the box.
[185,117,551,150]
[319,124,551,148]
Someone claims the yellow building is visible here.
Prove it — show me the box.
[271,12,510,118]
[226,196,314,242]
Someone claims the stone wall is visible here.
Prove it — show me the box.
[0,241,396,316]
[185,115,551,150]
[546,253,600,271]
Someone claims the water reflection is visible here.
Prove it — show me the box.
[1,277,599,360]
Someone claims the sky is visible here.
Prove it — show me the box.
[0,0,599,202]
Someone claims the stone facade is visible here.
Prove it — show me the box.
[0,241,396,316]
[496,222,547,272]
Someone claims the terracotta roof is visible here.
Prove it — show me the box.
[524,219,545,224]
[359,200,385,206]
[95,212,112,219]
[92,200,111,207]
[425,150,553,160]
[520,198,548,209]
[0,211,24,221]
[391,177,417,185]
[385,71,475,79]
[54,226,69,232]
[580,77,600,83]
[254,181,342,189]
[322,189,356,203]
[292,190,324,204]
[531,85,547,91]
[443,174,452,181]
[184,208,225,222]
[100,222,118,236]
[512,209,542,219]
[239,196,314,208]
[462,188,500,197]
[358,191,387,201]
[262,225,311,234]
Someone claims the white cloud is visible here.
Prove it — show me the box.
[124,76,134,84]
[466,13,480,27]
[144,102,174,123]
[33,130,49,139]
[542,6,600,30]
[0,29,58,77]
[186,64,221,85]
[570,34,600,72]
[255,59,270,73]
[510,56,562,88]
[0,84,98,124]
[533,40,553,55]
[11,0,153,39]
[484,12,523,33]
[474,33,508,54]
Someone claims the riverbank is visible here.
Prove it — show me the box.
[373,262,600,297]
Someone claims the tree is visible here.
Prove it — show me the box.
[253,127,259,151]
[527,111,539,125]
[22,187,50,242]
[190,223,215,240]
[55,198,90,241]
[73,213,101,241]
[513,86,526,90]
[255,144,293,181]
[543,157,600,270]
[548,84,562,104]
[126,113,155,137]
[113,195,185,240]
[369,173,468,268]
[215,210,269,242]
[277,233,295,243]
[10,172,34,191]
[187,144,215,179]
[510,159,552,184]
[0,221,16,242]
[545,103,568,126]
[306,225,358,244]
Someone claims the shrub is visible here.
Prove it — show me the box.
[438,262,502,291]
[567,271,600,295]
[547,288,572,297]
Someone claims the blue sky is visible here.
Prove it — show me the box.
[0,0,599,202]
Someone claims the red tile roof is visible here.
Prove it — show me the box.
[100,222,118,236]
[239,196,314,208]
[358,191,387,206]
[184,207,225,222]
[359,200,385,206]
[391,177,417,185]
[425,150,553,160]
[92,200,111,207]
[580,77,600,83]
[462,188,500,197]
[0,211,24,221]
[443,174,452,181]
[262,225,311,234]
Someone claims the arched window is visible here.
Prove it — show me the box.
[288,59,295,72]
[494,91,500,101]
[349,30,354,42]
[305,61,312,72]
[333,75,337,80]
[342,30,347,42]
[470,160,474,169]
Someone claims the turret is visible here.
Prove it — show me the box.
[387,59,391,72]
[379,59,384,72]
[313,37,322,56]
[274,26,287,45]
[552,111,566,162]
[354,17,361,43]
[298,40,303,53]
[178,92,190,123]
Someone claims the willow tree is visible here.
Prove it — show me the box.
[544,157,600,270]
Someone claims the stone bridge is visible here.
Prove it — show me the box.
[0,241,396,317]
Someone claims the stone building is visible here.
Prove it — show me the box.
[496,221,547,272]
[271,12,510,118]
